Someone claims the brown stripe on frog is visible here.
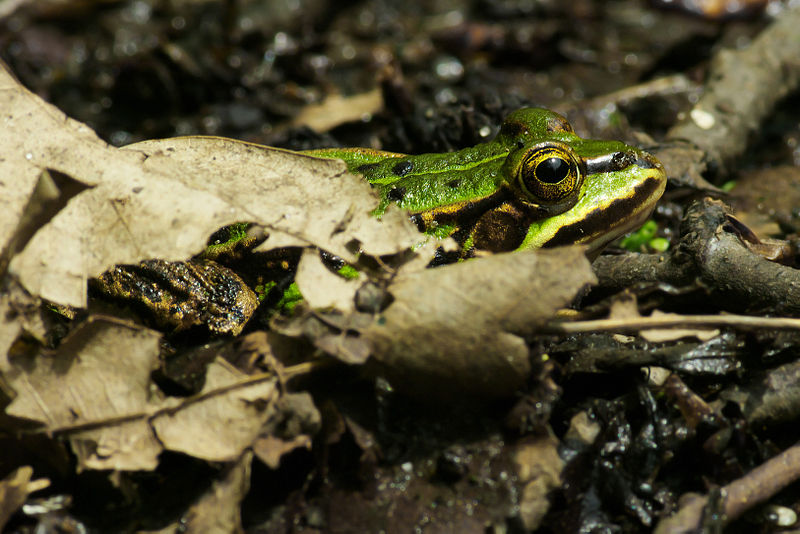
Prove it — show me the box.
[414,187,553,253]
[470,202,533,252]
[412,188,514,234]
[541,175,664,248]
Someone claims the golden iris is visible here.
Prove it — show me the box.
[517,145,581,202]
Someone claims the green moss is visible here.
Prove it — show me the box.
[276,282,304,314]
[620,220,657,252]
[255,281,277,302]
[202,222,254,260]
[337,264,360,280]
[649,237,670,252]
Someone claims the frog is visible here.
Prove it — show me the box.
[92,108,666,335]
[305,107,666,256]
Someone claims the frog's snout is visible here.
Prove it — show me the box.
[634,151,663,171]
[585,149,665,177]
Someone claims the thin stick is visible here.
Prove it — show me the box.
[544,314,800,334]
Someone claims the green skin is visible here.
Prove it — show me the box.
[306,108,667,255]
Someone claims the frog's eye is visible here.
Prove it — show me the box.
[517,145,582,202]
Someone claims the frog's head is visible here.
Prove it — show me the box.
[496,108,667,251]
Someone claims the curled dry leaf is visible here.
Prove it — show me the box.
[124,136,422,259]
[0,0,89,18]
[361,246,596,397]
[0,64,422,309]
[608,296,719,342]
[251,392,321,469]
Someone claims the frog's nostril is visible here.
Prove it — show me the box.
[612,151,636,170]
[634,152,661,170]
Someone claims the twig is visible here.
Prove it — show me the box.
[17,361,322,436]
[666,6,800,174]
[654,441,800,533]
[592,199,800,315]
[544,314,800,335]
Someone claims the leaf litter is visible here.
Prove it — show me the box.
[0,64,421,309]
[0,59,597,530]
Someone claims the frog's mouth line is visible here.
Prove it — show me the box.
[542,171,666,250]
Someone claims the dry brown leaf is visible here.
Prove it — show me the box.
[0,165,46,272]
[640,311,719,342]
[295,248,362,312]
[290,90,383,133]
[4,317,167,470]
[0,0,27,17]
[0,282,47,373]
[125,136,422,259]
[3,316,291,469]
[252,434,312,470]
[362,246,596,396]
[251,391,320,469]
[0,64,422,309]
[564,411,601,448]
[634,311,718,342]
[514,435,564,530]
[608,293,642,320]
[609,296,719,342]
[0,0,112,18]
[181,452,252,534]
[152,358,279,462]
[0,466,50,531]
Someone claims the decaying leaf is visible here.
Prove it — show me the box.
[641,311,719,342]
[0,466,50,532]
[290,89,383,132]
[295,247,362,313]
[0,281,47,373]
[0,64,422,309]
[4,317,167,471]
[514,435,564,531]
[361,246,596,396]
[251,392,321,469]
[607,295,719,342]
[4,316,290,469]
[152,358,279,462]
[124,135,422,259]
[181,452,252,534]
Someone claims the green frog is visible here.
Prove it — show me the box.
[306,107,666,256]
[94,108,666,335]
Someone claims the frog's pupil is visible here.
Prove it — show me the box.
[536,157,569,183]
